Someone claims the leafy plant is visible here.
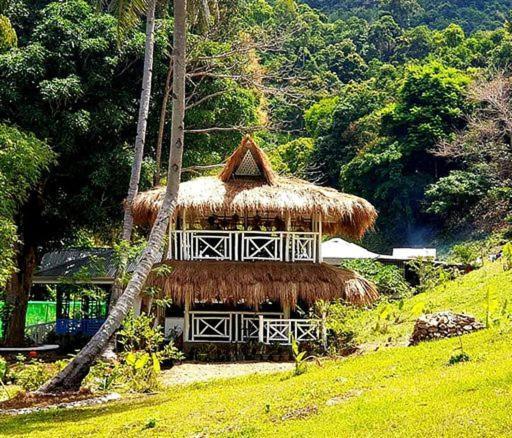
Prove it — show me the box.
[9,358,67,391]
[448,338,470,365]
[341,259,412,300]
[0,356,9,398]
[291,338,308,376]
[117,314,164,353]
[407,258,457,294]
[502,242,512,271]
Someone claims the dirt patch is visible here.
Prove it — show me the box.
[0,389,94,410]
[325,389,364,406]
[161,361,294,386]
[281,405,318,421]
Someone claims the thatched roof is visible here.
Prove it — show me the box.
[132,137,377,239]
[145,260,379,308]
[219,137,277,185]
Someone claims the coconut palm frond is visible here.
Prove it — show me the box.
[108,0,150,41]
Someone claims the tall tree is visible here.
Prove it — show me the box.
[116,0,158,242]
[39,0,187,393]
[0,0,152,346]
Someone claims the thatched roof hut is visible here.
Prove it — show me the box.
[145,260,378,308]
[132,137,377,239]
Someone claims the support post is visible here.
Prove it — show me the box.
[184,294,190,342]
[258,314,264,344]
[317,213,323,263]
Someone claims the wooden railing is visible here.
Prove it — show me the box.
[185,311,319,344]
[168,230,320,263]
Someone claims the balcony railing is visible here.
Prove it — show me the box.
[168,230,320,263]
[185,311,319,344]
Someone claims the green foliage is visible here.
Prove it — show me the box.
[502,242,512,271]
[291,337,308,376]
[0,14,16,53]
[89,313,186,393]
[448,338,470,365]
[449,242,482,265]
[341,259,412,299]
[8,356,67,391]
[270,137,314,178]
[407,257,457,294]
[0,124,53,285]
[425,170,491,216]
[117,314,164,353]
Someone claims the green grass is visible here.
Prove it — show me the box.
[347,261,512,346]
[1,327,511,437]
[1,261,511,437]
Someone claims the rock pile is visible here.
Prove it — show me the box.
[409,311,484,345]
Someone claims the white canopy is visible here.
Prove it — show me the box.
[321,238,380,261]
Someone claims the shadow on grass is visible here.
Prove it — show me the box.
[0,394,162,436]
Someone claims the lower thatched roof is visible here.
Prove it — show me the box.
[144,261,378,308]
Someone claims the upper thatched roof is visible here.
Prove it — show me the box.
[132,136,377,238]
[145,260,378,308]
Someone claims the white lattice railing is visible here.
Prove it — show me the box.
[169,230,320,263]
[186,311,319,344]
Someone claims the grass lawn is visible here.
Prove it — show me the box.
[1,261,511,437]
[1,327,511,437]
[347,260,512,346]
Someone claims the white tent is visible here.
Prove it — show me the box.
[321,238,380,262]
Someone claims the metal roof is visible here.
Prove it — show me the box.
[34,248,120,284]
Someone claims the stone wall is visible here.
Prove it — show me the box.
[409,311,484,345]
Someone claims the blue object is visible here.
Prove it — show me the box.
[56,318,106,336]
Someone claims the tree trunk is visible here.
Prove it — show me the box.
[2,191,42,347]
[154,56,174,187]
[121,0,157,242]
[38,0,188,394]
[109,0,158,315]
[2,245,36,347]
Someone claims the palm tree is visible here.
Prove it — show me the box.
[108,0,158,242]
[107,0,158,314]
[38,0,188,393]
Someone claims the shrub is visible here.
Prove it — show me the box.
[9,357,67,391]
[341,259,412,299]
[314,301,359,355]
[502,242,512,271]
[407,258,457,294]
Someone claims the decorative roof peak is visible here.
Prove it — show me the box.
[219,136,277,185]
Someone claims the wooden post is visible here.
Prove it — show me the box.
[183,294,190,342]
[285,212,291,262]
[317,213,323,263]
[283,303,291,319]
[258,314,264,344]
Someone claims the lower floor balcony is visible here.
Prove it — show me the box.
[174,311,319,345]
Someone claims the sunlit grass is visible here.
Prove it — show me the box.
[1,261,511,437]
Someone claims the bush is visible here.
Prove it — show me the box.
[407,258,457,294]
[341,259,412,299]
[8,357,67,391]
[314,301,359,355]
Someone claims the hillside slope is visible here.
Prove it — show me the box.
[348,261,512,346]
[1,262,512,436]
[302,0,512,32]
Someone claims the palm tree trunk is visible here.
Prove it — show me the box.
[154,56,173,186]
[109,0,158,314]
[122,0,157,242]
[38,0,188,394]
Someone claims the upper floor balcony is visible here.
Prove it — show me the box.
[167,230,322,263]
